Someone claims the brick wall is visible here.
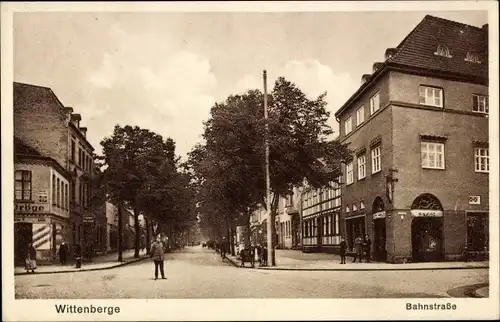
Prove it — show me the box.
[14,84,70,169]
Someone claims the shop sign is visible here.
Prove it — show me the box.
[15,203,46,213]
[373,211,386,219]
[468,196,481,205]
[83,215,95,223]
[410,209,443,217]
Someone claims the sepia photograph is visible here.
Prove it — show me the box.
[1,1,498,321]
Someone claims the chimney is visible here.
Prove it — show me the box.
[385,48,398,60]
[70,113,81,128]
[361,74,372,85]
[372,62,384,74]
[79,127,87,137]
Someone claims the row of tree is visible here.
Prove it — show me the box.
[187,77,350,265]
[92,125,197,260]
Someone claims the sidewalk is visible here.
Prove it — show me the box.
[474,286,489,298]
[15,249,149,276]
[223,249,489,271]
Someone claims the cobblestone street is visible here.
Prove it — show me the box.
[15,247,488,299]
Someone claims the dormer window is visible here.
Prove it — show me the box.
[434,44,452,58]
[465,52,481,64]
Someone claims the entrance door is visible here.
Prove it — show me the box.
[411,217,444,262]
[373,218,386,261]
[346,217,365,252]
[14,222,32,265]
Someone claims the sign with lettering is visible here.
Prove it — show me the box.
[373,211,386,219]
[38,191,48,203]
[468,196,481,205]
[15,203,46,213]
[410,209,443,217]
[83,215,95,223]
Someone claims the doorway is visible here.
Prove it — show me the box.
[345,217,365,252]
[373,218,387,261]
[14,222,32,265]
[411,217,444,262]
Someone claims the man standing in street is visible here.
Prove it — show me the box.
[150,235,166,280]
[339,236,347,264]
[221,236,228,260]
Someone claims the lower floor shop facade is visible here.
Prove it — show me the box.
[343,193,489,263]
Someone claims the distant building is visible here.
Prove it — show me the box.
[301,182,342,253]
[334,15,489,263]
[105,202,137,252]
[14,138,71,264]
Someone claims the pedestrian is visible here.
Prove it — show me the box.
[221,237,228,260]
[150,235,166,280]
[25,243,37,273]
[74,243,82,268]
[339,236,347,264]
[58,240,69,265]
[364,234,372,263]
[353,235,363,263]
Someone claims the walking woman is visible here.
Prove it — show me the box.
[25,243,37,273]
[150,235,166,280]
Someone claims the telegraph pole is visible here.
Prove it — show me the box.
[263,70,273,266]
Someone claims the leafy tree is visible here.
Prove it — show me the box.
[99,125,177,258]
[190,77,350,266]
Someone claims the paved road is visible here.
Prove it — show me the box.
[15,246,488,299]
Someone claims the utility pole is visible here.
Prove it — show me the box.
[263,70,274,266]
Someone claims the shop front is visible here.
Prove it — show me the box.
[410,194,444,262]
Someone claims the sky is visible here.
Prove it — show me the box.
[13,10,488,159]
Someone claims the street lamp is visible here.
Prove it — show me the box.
[263,70,273,266]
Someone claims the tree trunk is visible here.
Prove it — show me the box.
[230,224,236,256]
[144,216,151,252]
[133,208,140,258]
[244,213,251,249]
[117,204,123,262]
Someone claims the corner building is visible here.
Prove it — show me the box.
[335,15,489,263]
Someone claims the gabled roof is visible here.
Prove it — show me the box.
[387,15,488,79]
[14,82,66,109]
[335,15,488,118]
[14,137,42,156]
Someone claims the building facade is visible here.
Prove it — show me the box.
[14,138,71,264]
[335,15,489,263]
[301,182,342,253]
[14,82,96,261]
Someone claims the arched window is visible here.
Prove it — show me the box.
[465,52,481,64]
[372,197,385,213]
[411,193,443,210]
[434,44,452,58]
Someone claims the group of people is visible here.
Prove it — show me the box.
[23,240,82,273]
[339,234,372,264]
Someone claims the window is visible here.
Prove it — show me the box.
[71,140,76,162]
[357,155,366,179]
[346,206,350,213]
[360,201,365,209]
[52,174,56,205]
[335,213,340,234]
[465,52,481,64]
[15,170,32,201]
[434,44,452,58]
[370,93,380,115]
[474,148,489,173]
[421,142,445,169]
[371,146,381,174]
[345,116,352,135]
[353,204,358,212]
[419,86,443,107]
[346,161,354,185]
[356,106,365,126]
[473,94,488,114]
[65,183,69,210]
[71,181,76,203]
[56,178,60,207]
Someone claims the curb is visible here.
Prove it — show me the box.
[447,282,489,298]
[215,251,489,271]
[473,286,489,298]
[15,256,149,276]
